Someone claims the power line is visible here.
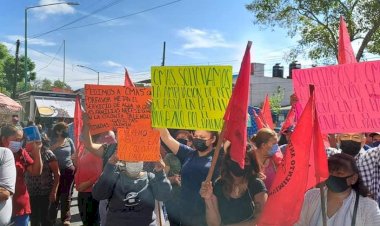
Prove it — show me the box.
[42,0,183,32]
[37,41,63,72]
[30,0,124,39]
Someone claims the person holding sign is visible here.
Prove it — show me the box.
[158,128,222,226]
[200,145,267,226]
[92,151,171,226]
[0,125,42,226]
[295,153,380,226]
[327,133,380,206]
[250,128,282,191]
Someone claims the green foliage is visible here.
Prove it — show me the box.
[269,86,285,115]
[53,80,71,90]
[0,43,37,95]
[41,79,53,91]
[246,0,380,62]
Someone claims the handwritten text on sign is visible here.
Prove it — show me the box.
[293,61,380,133]
[85,85,151,135]
[117,127,160,161]
[151,66,232,131]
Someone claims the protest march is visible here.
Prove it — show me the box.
[1,5,380,226]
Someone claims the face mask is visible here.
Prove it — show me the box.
[340,140,361,156]
[61,130,69,138]
[193,138,209,152]
[121,162,143,178]
[325,175,352,193]
[229,160,247,177]
[372,141,380,148]
[177,138,188,145]
[268,144,279,156]
[8,141,23,153]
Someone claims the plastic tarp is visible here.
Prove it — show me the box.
[0,93,22,114]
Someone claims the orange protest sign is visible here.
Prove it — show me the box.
[116,126,160,161]
[85,84,151,135]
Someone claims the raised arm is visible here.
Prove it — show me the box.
[200,181,221,226]
[27,141,43,176]
[48,159,60,202]
[157,128,180,155]
[82,112,105,157]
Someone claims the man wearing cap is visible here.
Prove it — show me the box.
[327,133,380,206]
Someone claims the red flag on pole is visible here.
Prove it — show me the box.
[258,87,328,226]
[74,95,84,154]
[253,110,267,130]
[124,68,135,87]
[224,41,252,169]
[280,105,296,134]
[261,94,274,129]
[338,16,357,64]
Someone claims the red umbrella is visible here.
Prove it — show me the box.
[0,93,22,114]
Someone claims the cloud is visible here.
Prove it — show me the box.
[6,35,56,46]
[103,60,123,68]
[171,50,207,60]
[32,0,76,20]
[177,27,235,49]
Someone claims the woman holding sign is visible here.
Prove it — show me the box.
[158,128,222,226]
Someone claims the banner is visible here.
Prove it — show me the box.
[85,84,151,135]
[117,127,160,161]
[293,60,380,133]
[151,66,232,131]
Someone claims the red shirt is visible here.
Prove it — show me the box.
[13,149,34,216]
[74,150,102,192]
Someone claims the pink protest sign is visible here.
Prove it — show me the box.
[293,60,380,133]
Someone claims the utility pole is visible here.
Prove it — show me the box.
[161,41,166,66]
[13,40,20,99]
[63,40,66,84]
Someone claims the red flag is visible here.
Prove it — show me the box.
[261,94,274,129]
[280,105,295,134]
[124,68,135,87]
[253,110,267,130]
[74,95,84,154]
[338,16,357,64]
[224,41,252,169]
[258,87,328,226]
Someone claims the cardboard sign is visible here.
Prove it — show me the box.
[151,66,232,131]
[85,85,152,135]
[293,60,380,133]
[117,127,160,161]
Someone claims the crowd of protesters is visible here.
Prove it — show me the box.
[1,100,380,226]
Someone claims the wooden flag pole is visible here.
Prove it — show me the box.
[205,123,226,182]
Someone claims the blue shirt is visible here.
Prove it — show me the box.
[176,144,222,226]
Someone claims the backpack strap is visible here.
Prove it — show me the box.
[351,191,360,226]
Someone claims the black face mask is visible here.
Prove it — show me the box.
[177,138,188,145]
[325,175,353,193]
[340,140,361,156]
[193,138,209,152]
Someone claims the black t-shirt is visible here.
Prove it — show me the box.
[214,177,267,225]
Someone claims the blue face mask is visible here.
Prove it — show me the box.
[268,144,279,156]
[8,141,23,153]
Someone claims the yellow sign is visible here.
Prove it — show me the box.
[151,66,232,131]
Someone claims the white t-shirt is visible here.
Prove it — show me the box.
[0,147,16,225]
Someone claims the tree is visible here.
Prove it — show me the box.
[53,80,71,90]
[41,79,53,91]
[269,86,285,115]
[0,43,37,95]
[246,0,380,62]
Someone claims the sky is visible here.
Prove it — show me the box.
[0,0,377,90]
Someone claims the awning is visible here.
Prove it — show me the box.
[0,93,22,114]
[35,97,75,118]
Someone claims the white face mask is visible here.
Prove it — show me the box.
[8,141,23,153]
[119,161,143,178]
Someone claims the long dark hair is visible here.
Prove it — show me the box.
[220,144,265,198]
[328,153,371,197]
